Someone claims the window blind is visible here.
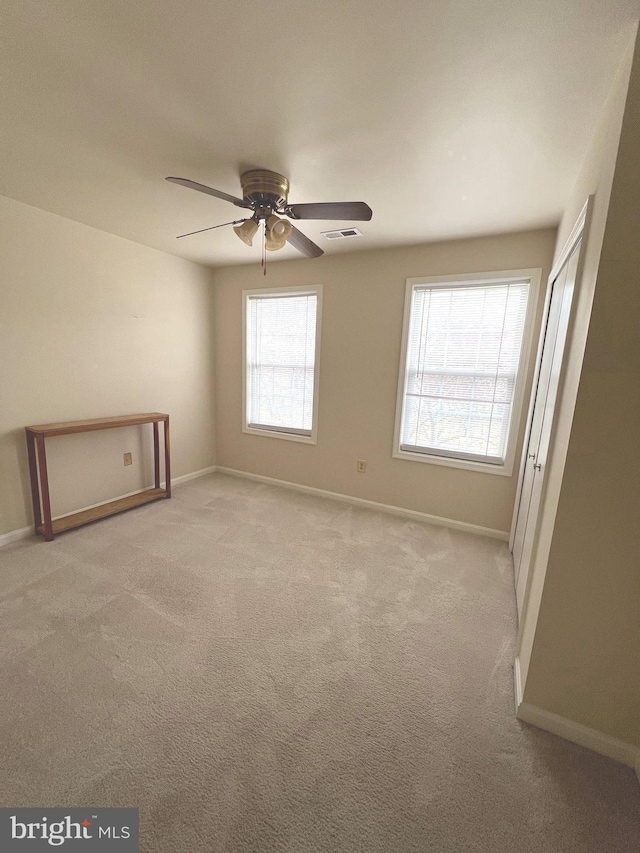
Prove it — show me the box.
[247,292,318,435]
[401,281,529,464]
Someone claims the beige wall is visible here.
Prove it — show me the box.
[519,25,640,748]
[517,28,636,692]
[213,229,556,534]
[0,195,216,537]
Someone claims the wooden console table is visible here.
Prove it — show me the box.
[25,413,171,541]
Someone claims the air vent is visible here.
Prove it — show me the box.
[321,227,363,240]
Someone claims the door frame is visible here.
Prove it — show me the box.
[508,196,594,608]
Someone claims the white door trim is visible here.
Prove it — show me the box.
[509,196,594,555]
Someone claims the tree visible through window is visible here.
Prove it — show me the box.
[397,276,533,468]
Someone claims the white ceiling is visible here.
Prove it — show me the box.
[1,1,638,267]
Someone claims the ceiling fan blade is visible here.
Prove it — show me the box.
[287,225,324,258]
[286,201,372,221]
[177,219,245,238]
[166,177,252,209]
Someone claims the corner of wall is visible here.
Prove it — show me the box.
[515,22,640,756]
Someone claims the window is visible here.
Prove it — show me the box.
[394,270,540,475]
[243,286,322,443]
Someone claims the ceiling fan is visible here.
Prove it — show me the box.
[166,169,373,259]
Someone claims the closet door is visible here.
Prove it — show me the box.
[512,241,581,616]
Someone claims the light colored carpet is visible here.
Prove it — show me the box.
[0,472,638,852]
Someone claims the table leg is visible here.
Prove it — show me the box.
[26,432,42,531]
[164,417,171,498]
[35,434,54,541]
[153,422,160,489]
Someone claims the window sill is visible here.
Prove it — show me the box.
[393,447,514,476]
[243,426,317,445]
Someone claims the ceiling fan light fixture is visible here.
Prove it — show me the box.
[267,215,292,240]
[265,215,292,251]
[265,237,287,252]
[233,218,259,246]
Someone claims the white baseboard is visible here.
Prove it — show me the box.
[514,657,640,782]
[0,525,34,549]
[215,466,509,540]
[0,465,217,549]
[513,656,524,712]
[171,465,217,486]
[3,464,507,547]
[516,699,640,773]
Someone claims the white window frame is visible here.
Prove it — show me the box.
[242,284,322,444]
[393,269,541,476]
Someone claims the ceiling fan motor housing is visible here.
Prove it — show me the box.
[240,169,290,214]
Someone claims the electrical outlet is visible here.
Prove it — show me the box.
[357,460,367,473]
[123,452,133,466]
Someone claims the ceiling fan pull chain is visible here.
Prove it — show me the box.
[262,221,267,276]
